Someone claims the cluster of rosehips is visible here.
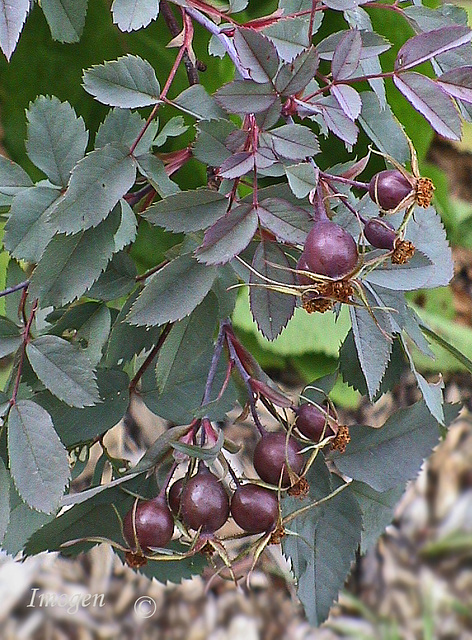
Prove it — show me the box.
[122,403,338,558]
[294,168,425,313]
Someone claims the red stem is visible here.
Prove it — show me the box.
[129,323,173,394]
[10,299,38,406]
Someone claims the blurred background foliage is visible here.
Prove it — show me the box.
[1,0,472,408]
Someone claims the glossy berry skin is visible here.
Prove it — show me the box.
[180,465,229,533]
[231,484,278,534]
[123,497,174,553]
[253,431,304,487]
[368,170,412,212]
[168,478,184,516]
[302,221,358,279]
[364,217,396,250]
[295,403,334,442]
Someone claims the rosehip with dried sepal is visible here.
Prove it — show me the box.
[368,170,413,213]
[363,217,396,250]
[180,463,229,533]
[295,403,335,442]
[301,221,358,279]
[253,431,304,487]
[231,484,278,534]
[123,496,174,553]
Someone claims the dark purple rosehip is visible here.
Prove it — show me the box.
[368,170,413,212]
[180,464,229,533]
[231,484,278,534]
[296,253,313,286]
[295,403,335,442]
[123,497,174,553]
[168,477,184,516]
[302,221,358,279]
[253,431,304,487]
[363,217,396,250]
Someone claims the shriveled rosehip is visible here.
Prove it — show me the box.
[180,464,229,533]
[123,497,174,553]
[364,217,396,250]
[368,170,413,212]
[231,484,278,534]
[302,221,358,279]
[168,477,184,516]
[253,431,304,487]
[295,403,335,442]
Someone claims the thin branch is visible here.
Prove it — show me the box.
[129,323,173,394]
[161,0,200,86]
[185,7,250,79]
[10,299,38,406]
[0,280,29,299]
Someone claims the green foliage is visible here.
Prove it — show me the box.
[0,0,469,629]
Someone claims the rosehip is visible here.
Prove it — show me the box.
[231,484,278,534]
[168,477,184,516]
[253,431,303,487]
[295,403,334,442]
[296,253,313,286]
[363,217,396,250]
[302,221,358,279]
[123,497,174,553]
[368,170,413,212]
[180,464,229,533]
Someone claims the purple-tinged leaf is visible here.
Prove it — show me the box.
[331,84,362,121]
[393,72,461,140]
[284,162,319,199]
[0,0,29,61]
[249,240,296,341]
[331,30,362,80]
[275,47,319,95]
[196,203,258,265]
[395,25,472,71]
[258,197,312,244]
[214,80,279,114]
[317,29,390,61]
[219,152,254,179]
[437,66,472,103]
[233,27,279,83]
[260,124,320,161]
[340,153,370,180]
[255,147,278,169]
[305,96,359,146]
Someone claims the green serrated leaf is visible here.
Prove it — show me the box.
[86,252,137,301]
[136,153,180,198]
[331,401,460,492]
[351,480,405,554]
[127,254,218,327]
[143,189,228,233]
[0,155,33,196]
[172,84,225,120]
[95,107,158,155]
[48,143,137,234]
[285,162,319,199]
[29,206,121,307]
[83,54,161,108]
[0,316,21,358]
[26,335,100,407]
[0,0,29,61]
[26,96,88,187]
[249,240,295,341]
[41,0,88,43]
[3,186,61,262]
[8,400,69,514]
[35,368,129,447]
[0,457,10,544]
[111,0,159,32]
[193,119,236,166]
